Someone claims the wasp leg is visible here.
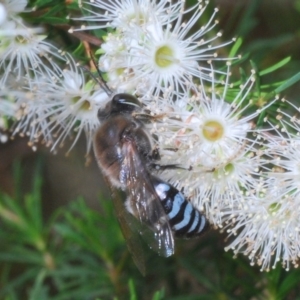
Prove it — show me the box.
[149,163,186,171]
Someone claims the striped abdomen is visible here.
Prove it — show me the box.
[153,177,209,238]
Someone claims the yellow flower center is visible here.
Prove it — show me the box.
[213,163,234,178]
[72,96,91,111]
[79,100,91,111]
[155,45,174,68]
[116,68,125,76]
[268,203,281,214]
[15,35,28,44]
[224,163,234,174]
[202,120,224,142]
[126,13,146,26]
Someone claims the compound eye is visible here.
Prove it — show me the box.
[97,101,112,121]
[111,93,141,113]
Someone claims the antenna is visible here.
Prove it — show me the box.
[83,52,112,96]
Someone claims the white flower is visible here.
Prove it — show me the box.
[97,32,141,92]
[7,57,108,152]
[73,0,183,32]
[222,99,300,271]
[261,99,300,191]
[0,20,66,89]
[98,2,233,97]
[26,63,109,153]
[0,0,28,25]
[12,87,55,148]
[224,181,300,271]
[0,0,28,17]
[147,67,275,225]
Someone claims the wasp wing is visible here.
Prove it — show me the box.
[119,139,175,257]
[109,187,147,276]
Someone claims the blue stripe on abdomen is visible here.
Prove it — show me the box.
[188,210,199,233]
[198,215,207,233]
[173,202,193,230]
[167,193,185,219]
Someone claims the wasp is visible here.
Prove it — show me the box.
[93,92,208,274]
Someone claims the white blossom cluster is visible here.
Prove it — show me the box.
[0,0,108,152]
[73,0,233,98]
[1,0,300,272]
